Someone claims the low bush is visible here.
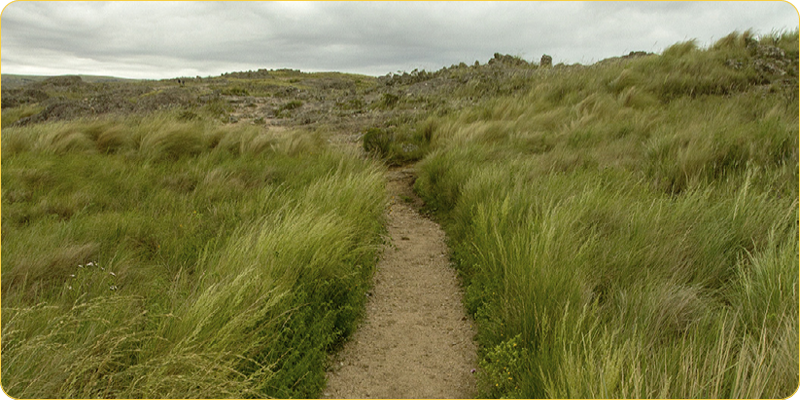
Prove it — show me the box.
[362,127,392,157]
[362,119,437,166]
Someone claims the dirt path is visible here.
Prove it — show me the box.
[322,168,477,399]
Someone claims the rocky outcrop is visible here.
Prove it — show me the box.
[488,53,530,67]
[749,43,797,78]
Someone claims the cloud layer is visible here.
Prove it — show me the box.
[2,1,797,79]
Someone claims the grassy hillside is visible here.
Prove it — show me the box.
[1,115,386,397]
[1,29,797,398]
[1,74,142,90]
[413,31,799,398]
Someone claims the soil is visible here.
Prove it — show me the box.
[322,168,477,399]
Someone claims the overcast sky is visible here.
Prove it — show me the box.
[1,1,798,79]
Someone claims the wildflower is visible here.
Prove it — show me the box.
[470,369,476,374]
[68,286,73,290]
[78,264,84,268]
[69,274,76,278]
[109,272,116,277]
[87,262,95,267]
[109,285,118,291]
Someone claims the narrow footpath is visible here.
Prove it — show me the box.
[322,168,477,399]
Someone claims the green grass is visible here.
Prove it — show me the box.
[414,31,798,398]
[362,117,437,166]
[1,114,386,398]
[1,104,43,126]
[2,29,797,399]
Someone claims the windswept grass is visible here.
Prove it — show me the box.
[1,115,386,398]
[415,31,798,398]
[3,29,797,399]
[362,117,437,165]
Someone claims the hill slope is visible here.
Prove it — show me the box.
[1,73,141,90]
[413,30,799,398]
[1,30,797,398]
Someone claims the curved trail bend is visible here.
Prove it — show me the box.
[323,168,477,399]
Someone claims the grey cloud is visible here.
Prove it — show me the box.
[2,1,797,79]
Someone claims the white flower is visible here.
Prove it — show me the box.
[109,272,116,277]
[87,262,95,267]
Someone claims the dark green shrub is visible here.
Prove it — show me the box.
[362,127,392,157]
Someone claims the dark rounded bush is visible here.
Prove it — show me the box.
[362,127,392,156]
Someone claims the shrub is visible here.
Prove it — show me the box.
[362,127,392,157]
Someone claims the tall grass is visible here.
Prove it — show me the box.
[415,31,798,398]
[2,114,386,398]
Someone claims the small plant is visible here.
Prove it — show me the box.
[478,334,527,398]
[63,261,120,298]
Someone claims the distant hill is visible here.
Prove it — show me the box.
[1,74,141,90]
